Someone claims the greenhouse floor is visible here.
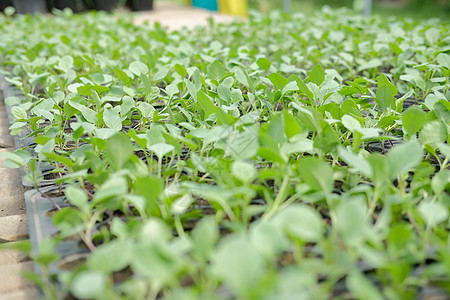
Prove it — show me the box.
[132,1,240,30]
[0,3,239,299]
[0,95,37,299]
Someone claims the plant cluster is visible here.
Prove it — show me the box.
[0,7,449,300]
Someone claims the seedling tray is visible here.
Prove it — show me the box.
[25,187,83,274]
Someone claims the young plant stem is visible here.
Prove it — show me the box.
[174,215,185,237]
[263,176,290,220]
[37,187,62,211]
[368,187,380,216]
[82,209,104,252]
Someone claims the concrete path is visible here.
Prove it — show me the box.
[0,89,37,299]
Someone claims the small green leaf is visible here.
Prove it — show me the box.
[114,68,131,84]
[419,121,447,146]
[235,68,249,87]
[165,83,179,99]
[281,81,298,95]
[308,64,325,85]
[149,143,174,160]
[12,106,27,120]
[268,73,289,90]
[208,60,225,82]
[341,114,361,132]
[88,240,132,272]
[93,176,128,204]
[336,198,368,246]
[402,106,427,135]
[230,89,244,103]
[104,133,133,169]
[171,194,193,215]
[103,107,122,130]
[271,205,323,242]
[71,270,106,299]
[418,201,448,227]
[211,237,264,297]
[58,55,74,72]
[298,157,333,194]
[257,57,272,72]
[377,74,397,97]
[425,28,440,45]
[431,169,450,197]
[5,96,22,106]
[231,160,257,184]
[346,271,384,300]
[191,218,219,260]
[0,150,31,168]
[338,147,372,178]
[65,186,89,211]
[295,76,314,100]
[217,84,231,102]
[197,90,216,118]
[376,85,395,110]
[437,53,450,69]
[386,140,423,180]
[174,64,187,77]
[137,102,155,119]
[129,61,149,76]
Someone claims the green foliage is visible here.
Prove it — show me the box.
[0,6,449,300]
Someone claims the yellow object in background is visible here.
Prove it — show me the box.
[218,0,248,17]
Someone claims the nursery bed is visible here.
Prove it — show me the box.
[0,7,449,300]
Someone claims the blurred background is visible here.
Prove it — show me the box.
[1,0,449,20]
[247,0,450,19]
